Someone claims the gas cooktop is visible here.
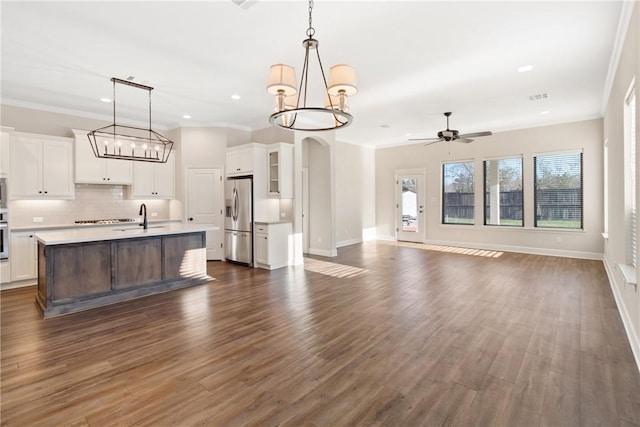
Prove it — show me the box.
[74,218,138,225]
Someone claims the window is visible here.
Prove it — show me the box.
[625,85,636,267]
[443,161,475,224]
[484,157,523,226]
[534,152,583,229]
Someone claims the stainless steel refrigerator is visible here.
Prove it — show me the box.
[225,177,253,266]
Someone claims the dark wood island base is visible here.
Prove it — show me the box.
[35,229,211,318]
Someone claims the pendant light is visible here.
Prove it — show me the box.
[87,77,173,163]
[267,0,357,132]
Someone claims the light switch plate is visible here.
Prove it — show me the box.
[33,217,43,223]
[151,212,158,217]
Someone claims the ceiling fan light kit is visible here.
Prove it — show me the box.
[87,77,174,163]
[409,112,492,145]
[267,0,357,132]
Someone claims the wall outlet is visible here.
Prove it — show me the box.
[555,236,562,243]
[151,212,158,217]
[280,212,286,218]
[33,217,43,223]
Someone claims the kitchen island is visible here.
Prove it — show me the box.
[35,225,212,318]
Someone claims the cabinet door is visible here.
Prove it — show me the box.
[153,155,175,198]
[75,134,105,183]
[268,149,280,196]
[226,149,253,176]
[11,232,36,281]
[255,233,269,265]
[132,161,155,197]
[0,131,10,176]
[11,137,42,197]
[42,140,74,197]
[105,159,133,184]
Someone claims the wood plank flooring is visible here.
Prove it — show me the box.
[2,241,639,426]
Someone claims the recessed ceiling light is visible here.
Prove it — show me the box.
[183,114,191,119]
[518,65,533,73]
[100,97,111,103]
[231,94,241,100]
[540,111,550,115]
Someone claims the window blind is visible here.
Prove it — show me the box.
[534,152,583,229]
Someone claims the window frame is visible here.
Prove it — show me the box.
[483,156,524,227]
[624,81,636,267]
[533,150,584,230]
[442,159,476,225]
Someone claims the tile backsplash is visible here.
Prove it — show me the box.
[11,184,171,227]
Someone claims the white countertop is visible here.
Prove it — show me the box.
[36,224,218,245]
[12,219,181,232]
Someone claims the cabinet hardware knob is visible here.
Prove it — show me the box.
[38,191,42,194]
[44,191,48,194]
[189,217,194,221]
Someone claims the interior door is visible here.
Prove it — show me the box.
[187,168,223,260]
[396,172,425,243]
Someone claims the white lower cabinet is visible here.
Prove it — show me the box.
[254,222,291,270]
[10,232,37,282]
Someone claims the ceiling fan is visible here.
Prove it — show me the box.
[409,112,492,145]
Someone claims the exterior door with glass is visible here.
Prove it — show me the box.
[396,171,425,242]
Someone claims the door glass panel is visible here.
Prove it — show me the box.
[401,178,418,232]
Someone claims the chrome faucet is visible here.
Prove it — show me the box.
[139,203,148,229]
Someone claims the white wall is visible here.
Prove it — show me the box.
[335,141,376,246]
[301,136,335,257]
[1,104,110,138]
[376,118,604,259]
[602,3,639,368]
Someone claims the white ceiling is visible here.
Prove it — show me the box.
[0,1,627,148]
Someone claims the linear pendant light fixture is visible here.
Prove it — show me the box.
[87,77,173,163]
[267,0,357,131]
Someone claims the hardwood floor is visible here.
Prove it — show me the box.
[2,241,639,426]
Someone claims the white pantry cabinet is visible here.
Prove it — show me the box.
[72,129,133,184]
[267,143,293,198]
[10,231,36,282]
[10,133,74,199]
[131,154,175,199]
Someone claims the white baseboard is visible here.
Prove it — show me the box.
[308,248,337,257]
[376,235,396,242]
[603,257,640,372]
[336,237,362,248]
[1,279,36,291]
[423,239,603,260]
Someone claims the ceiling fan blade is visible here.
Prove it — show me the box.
[408,137,441,141]
[456,138,474,143]
[423,139,444,146]
[459,131,492,138]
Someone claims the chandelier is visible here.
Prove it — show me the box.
[267,0,357,132]
[87,77,173,163]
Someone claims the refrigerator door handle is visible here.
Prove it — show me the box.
[232,187,238,222]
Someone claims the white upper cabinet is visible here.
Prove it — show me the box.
[267,142,293,198]
[226,148,255,176]
[72,129,133,184]
[131,154,175,199]
[10,133,74,199]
